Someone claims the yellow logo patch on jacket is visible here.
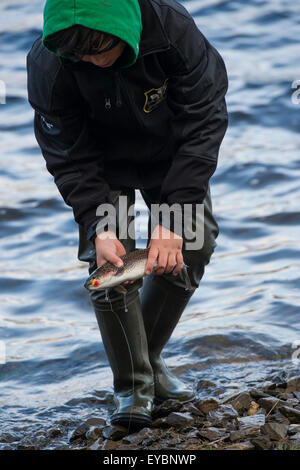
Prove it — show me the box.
[143,78,168,113]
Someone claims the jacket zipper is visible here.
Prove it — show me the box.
[138,44,171,59]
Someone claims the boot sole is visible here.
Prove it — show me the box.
[110,412,152,429]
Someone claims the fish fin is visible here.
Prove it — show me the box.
[114,285,127,295]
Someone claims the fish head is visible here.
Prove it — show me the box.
[84,265,117,291]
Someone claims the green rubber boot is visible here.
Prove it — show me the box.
[91,290,155,429]
[140,273,196,404]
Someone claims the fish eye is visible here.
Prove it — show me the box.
[91,279,101,287]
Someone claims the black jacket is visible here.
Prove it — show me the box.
[26,0,229,241]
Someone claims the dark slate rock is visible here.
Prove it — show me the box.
[122,428,154,445]
[225,440,255,451]
[48,428,63,439]
[251,436,273,450]
[69,423,90,442]
[102,425,128,441]
[88,438,103,450]
[195,398,220,415]
[288,424,300,435]
[279,406,300,424]
[165,412,195,428]
[86,426,103,443]
[198,427,228,441]
[101,439,124,450]
[258,396,285,413]
[85,417,106,427]
[229,427,261,442]
[152,399,183,418]
[287,377,300,392]
[180,402,204,417]
[249,389,270,400]
[237,414,266,428]
[207,404,238,426]
[261,422,289,441]
[227,393,252,413]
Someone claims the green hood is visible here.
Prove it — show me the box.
[42,0,142,67]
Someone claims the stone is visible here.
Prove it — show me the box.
[151,417,172,429]
[258,397,285,413]
[290,432,300,441]
[180,402,204,417]
[251,436,273,450]
[86,426,103,443]
[102,425,128,441]
[152,399,183,418]
[266,411,289,424]
[279,406,300,424]
[249,389,270,400]
[101,439,124,450]
[122,428,154,446]
[195,398,220,415]
[88,438,103,450]
[48,428,63,439]
[84,417,106,427]
[293,391,300,400]
[265,372,288,389]
[17,445,40,450]
[229,393,252,413]
[288,424,300,435]
[287,376,300,392]
[196,380,216,390]
[69,423,90,442]
[277,393,294,401]
[229,427,261,442]
[237,414,265,428]
[225,441,255,451]
[286,399,300,408]
[198,427,228,441]
[165,412,195,428]
[207,404,238,426]
[261,422,289,441]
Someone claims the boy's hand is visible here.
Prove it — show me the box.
[94,231,134,285]
[145,224,183,277]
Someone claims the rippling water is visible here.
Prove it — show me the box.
[0,0,299,448]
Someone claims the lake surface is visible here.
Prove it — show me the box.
[0,0,299,448]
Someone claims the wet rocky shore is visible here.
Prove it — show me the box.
[2,373,300,450]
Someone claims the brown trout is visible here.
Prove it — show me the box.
[84,247,192,294]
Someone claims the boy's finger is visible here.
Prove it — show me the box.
[154,252,168,275]
[172,251,184,276]
[107,254,124,268]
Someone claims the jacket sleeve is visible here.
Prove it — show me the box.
[27,54,112,242]
[158,19,229,236]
